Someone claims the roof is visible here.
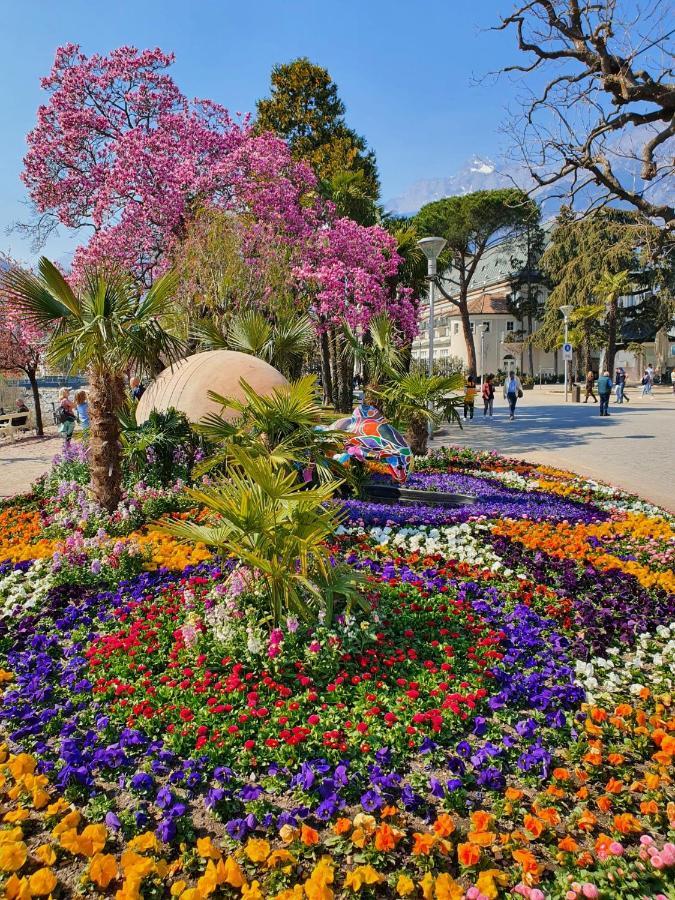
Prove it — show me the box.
[444,295,511,316]
[438,220,555,295]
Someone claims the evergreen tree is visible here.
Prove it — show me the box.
[256,58,379,199]
[537,208,657,376]
[415,190,539,375]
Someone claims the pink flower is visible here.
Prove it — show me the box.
[581,884,599,899]
[308,641,321,653]
[609,841,624,856]
[651,854,664,869]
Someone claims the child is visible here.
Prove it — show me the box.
[464,376,476,420]
[75,390,90,430]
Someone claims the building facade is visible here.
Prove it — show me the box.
[412,238,558,379]
[412,232,675,381]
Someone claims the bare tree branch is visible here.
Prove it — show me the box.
[493,0,675,239]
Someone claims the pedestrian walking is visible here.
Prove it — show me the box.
[481,374,495,417]
[503,371,523,420]
[463,376,476,420]
[56,387,77,445]
[597,370,613,417]
[614,367,629,403]
[671,369,675,394]
[641,370,652,396]
[584,371,598,403]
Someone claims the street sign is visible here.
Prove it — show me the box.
[562,342,573,361]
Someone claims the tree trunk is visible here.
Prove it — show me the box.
[319,331,333,406]
[606,298,618,376]
[88,368,125,512]
[337,333,354,413]
[26,367,43,436]
[527,312,534,376]
[582,327,592,376]
[328,328,340,408]
[406,416,429,456]
[459,298,477,375]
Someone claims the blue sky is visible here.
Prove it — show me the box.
[0,0,525,264]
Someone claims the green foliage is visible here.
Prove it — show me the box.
[414,189,539,268]
[197,374,348,486]
[121,408,205,487]
[256,57,379,198]
[319,170,380,226]
[162,445,367,626]
[1,259,182,376]
[536,207,650,350]
[343,313,404,388]
[372,372,464,432]
[194,310,314,380]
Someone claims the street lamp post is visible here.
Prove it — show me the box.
[477,323,487,385]
[417,237,447,375]
[559,304,573,402]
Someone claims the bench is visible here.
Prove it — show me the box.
[0,412,34,441]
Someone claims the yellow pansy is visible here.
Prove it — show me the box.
[128,831,160,854]
[434,873,464,900]
[0,827,23,844]
[170,880,188,896]
[29,867,58,895]
[242,881,265,900]
[120,849,156,879]
[4,873,31,900]
[196,836,222,860]
[267,849,296,869]
[197,860,219,896]
[245,837,271,863]
[0,840,28,872]
[3,807,29,824]
[218,855,244,888]
[419,872,435,900]
[344,865,384,892]
[396,874,416,897]
[46,797,71,817]
[89,852,119,889]
[35,843,57,865]
[8,754,36,780]
[52,809,81,836]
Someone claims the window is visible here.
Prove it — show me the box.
[440,349,448,357]
[469,322,475,334]
[453,322,459,335]
[506,321,514,332]
[482,321,490,333]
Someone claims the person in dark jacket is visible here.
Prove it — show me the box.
[597,371,613,416]
[584,371,597,403]
[614,367,629,403]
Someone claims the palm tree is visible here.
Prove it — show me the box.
[163,446,366,626]
[319,170,380,226]
[343,313,404,392]
[197,374,348,485]
[596,269,631,376]
[1,258,182,511]
[372,372,463,455]
[195,310,314,380]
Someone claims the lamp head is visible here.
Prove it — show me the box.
[417,236,447,276]
[559,304,573,319]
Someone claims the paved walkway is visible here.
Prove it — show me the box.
[0,432,63,498]
[2,389,674,511]
[432,386,675,513]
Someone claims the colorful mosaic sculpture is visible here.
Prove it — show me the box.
[331,403,412,483]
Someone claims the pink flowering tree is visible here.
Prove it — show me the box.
[0,291,47,434]
[21,45,419,409]
[22,44,319,287]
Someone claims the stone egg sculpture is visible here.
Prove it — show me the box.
[135,350,289,425]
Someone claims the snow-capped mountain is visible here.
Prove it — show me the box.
[385,153,672,218]
[385,157,527,215]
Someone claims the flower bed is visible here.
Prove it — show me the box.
[0,446,673,898]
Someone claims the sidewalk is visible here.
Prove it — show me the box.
[433,389,675,512]
[0,432,62,497]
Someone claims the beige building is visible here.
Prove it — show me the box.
[412,233,674,382]
[412,234,558,378]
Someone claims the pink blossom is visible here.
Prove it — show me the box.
[609,841,624,856]
[581,884,599,899]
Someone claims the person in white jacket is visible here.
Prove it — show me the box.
[503,371,523,420]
